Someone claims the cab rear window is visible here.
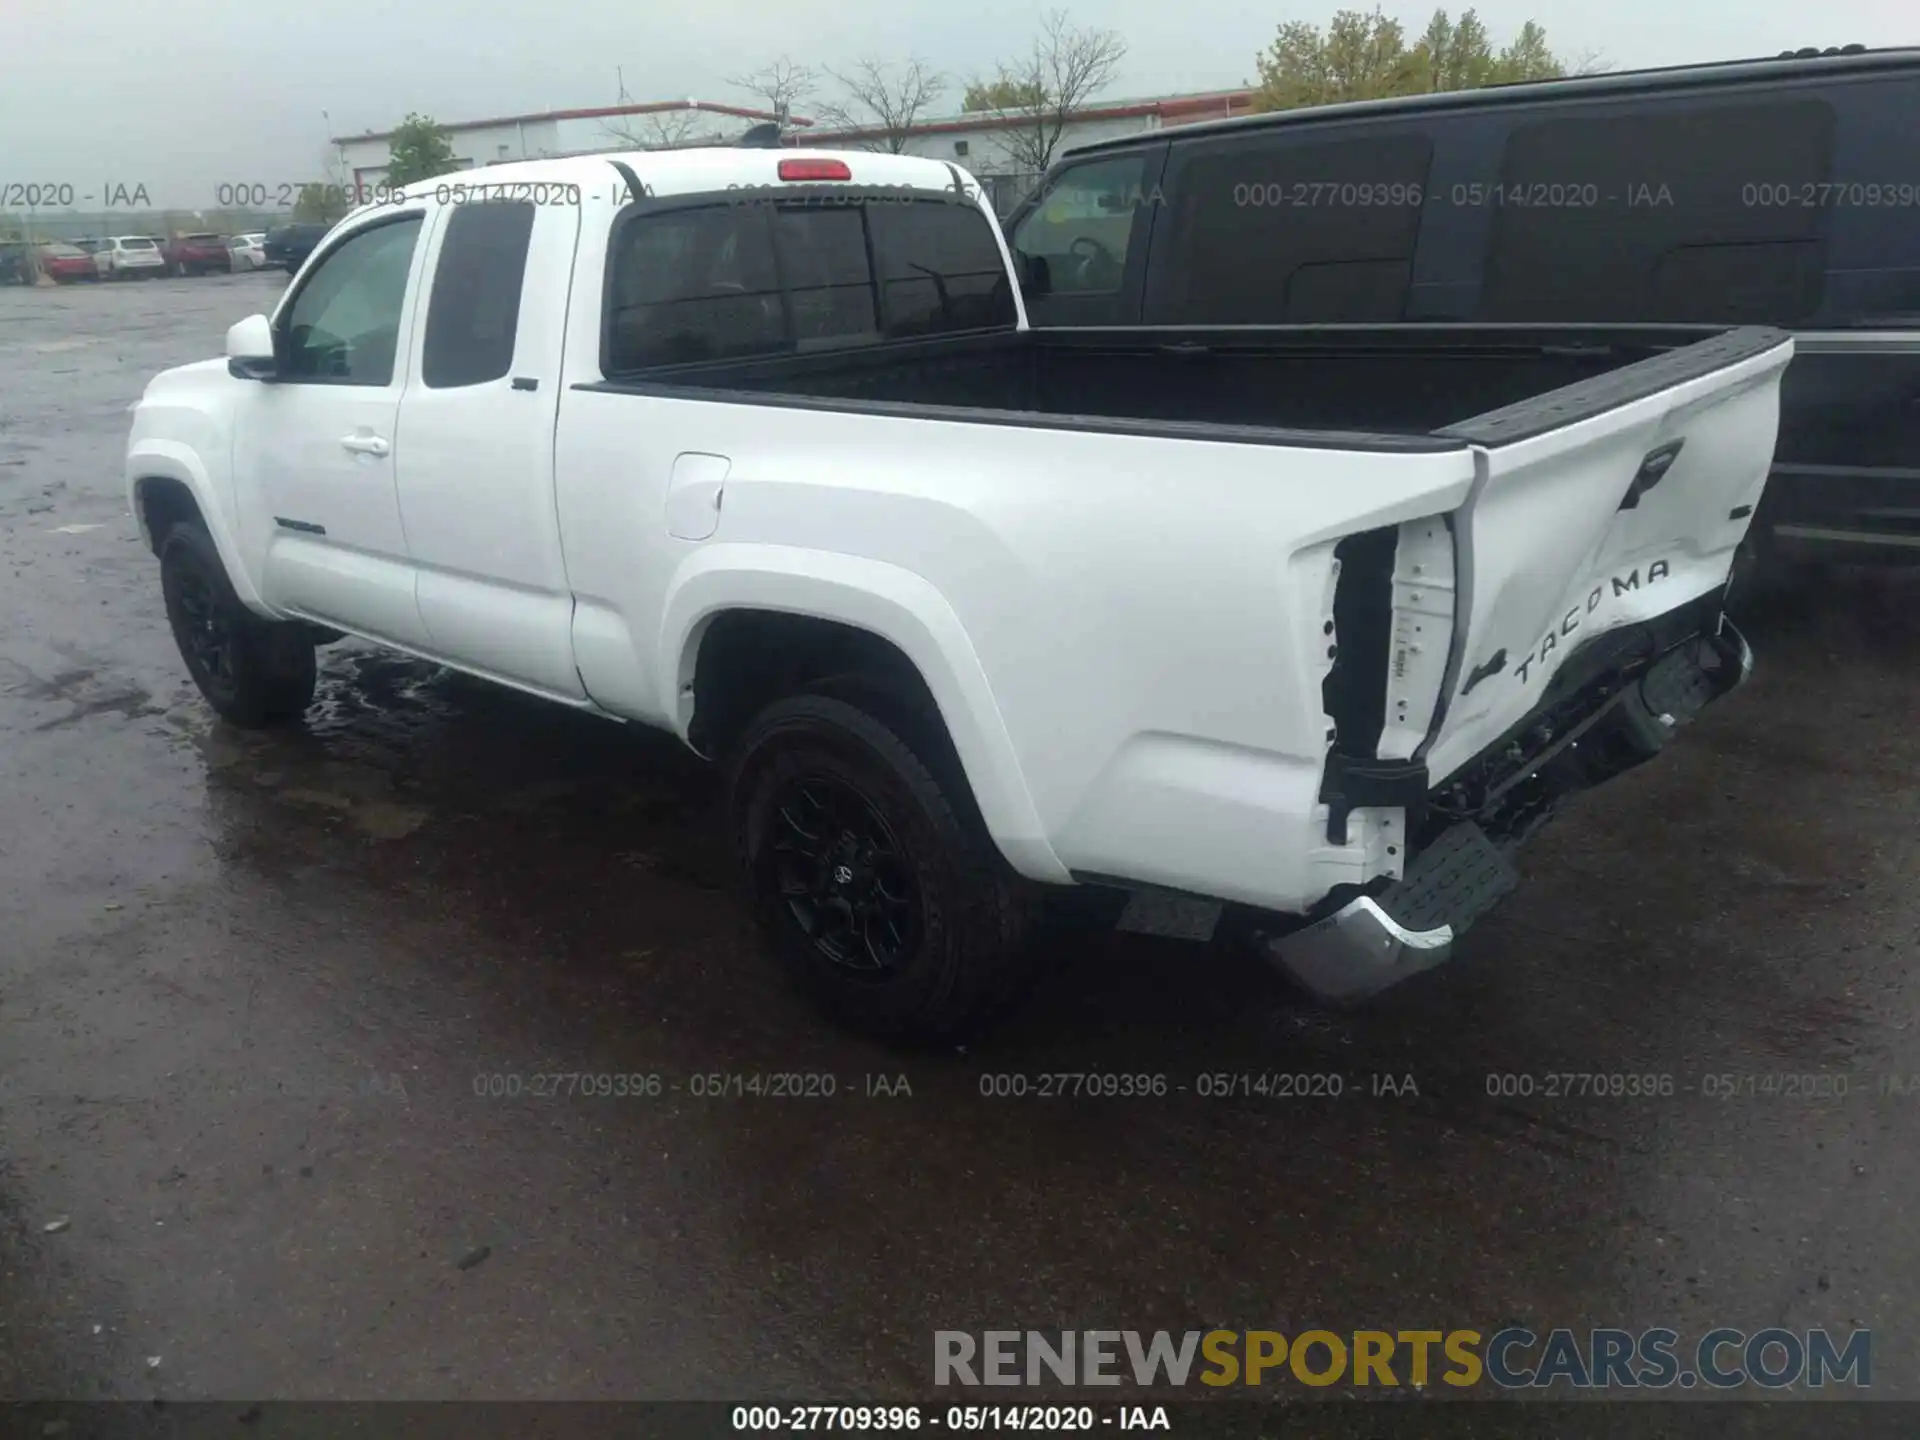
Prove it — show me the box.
[603,193,1016,374]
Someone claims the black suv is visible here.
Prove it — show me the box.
[262,223,331,273]
[1008,46,1920,566]
[0,241,33,285]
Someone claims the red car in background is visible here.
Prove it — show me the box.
[163,233,233,276]
[37,243,98,282]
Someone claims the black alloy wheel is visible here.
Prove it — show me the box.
[766,772,922,975]
[168,562,240,704]
[159,521,317,727]
[730,690,1038,1044]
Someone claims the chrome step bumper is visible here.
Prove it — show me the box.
[1267,617,1752,1003]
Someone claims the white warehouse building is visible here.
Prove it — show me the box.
[332,88,1255,215]
[332,99,795,188]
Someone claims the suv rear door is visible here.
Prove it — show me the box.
[1143,124,1435,325]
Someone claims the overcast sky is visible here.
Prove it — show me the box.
[5,0,1915,209]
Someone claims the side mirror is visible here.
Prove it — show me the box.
[226,313,277,380]
[1021,252,1051,297]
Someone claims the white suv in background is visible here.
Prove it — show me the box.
[107,236,165,279]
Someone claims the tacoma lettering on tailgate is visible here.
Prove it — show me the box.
[1511,559,1671,686]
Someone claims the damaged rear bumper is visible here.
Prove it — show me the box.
[1267,615,1752,1003]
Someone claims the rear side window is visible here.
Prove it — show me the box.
[1149,132,1434,323]
[1478,98,1837,323]
[422,201,536,387]
[604,196,1014,373]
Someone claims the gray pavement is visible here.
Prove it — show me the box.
[0,273,1915,1410]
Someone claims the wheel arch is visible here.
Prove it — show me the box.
[127,445,266,612]
[663,546,1068,884]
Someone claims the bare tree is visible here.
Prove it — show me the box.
[601,107,707,150]
[728,57,819,128]
[816,58,948,153]
[989,11,1128,173]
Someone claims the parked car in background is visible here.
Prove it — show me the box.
[0,241,33,285]
[228,233,267,271]
[106,236,165,279]
[38,243,98,283]
[168,232,232,276]
[71,238,116,278]
[262,222,329,273]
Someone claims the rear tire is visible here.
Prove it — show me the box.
[160,522,317,728]
[729,692,1036,1046]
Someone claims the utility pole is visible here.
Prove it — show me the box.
[24,194,43,284]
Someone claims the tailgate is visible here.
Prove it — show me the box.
[1419,326,1793,784]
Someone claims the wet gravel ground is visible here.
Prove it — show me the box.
[1,274,1917,1420]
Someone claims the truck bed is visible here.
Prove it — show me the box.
[602,322,1747,446]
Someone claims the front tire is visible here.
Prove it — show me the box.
[730,693,1035,1046]
[160,522,317,727]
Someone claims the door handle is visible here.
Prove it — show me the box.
[340,434,390,457]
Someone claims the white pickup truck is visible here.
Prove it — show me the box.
[125,146,1790,1042]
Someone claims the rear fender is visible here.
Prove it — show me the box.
[660,543,1069,883]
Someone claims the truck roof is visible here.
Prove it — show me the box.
[373,148,983,212]
[1061,45,1920,160]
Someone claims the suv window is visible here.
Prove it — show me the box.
[605,195,1016,373]
[422,201,536,387]
[1479,98,1837,323]
[1010,154,1151,297]
[281,216,423,385]
[1148,132,1434,323]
